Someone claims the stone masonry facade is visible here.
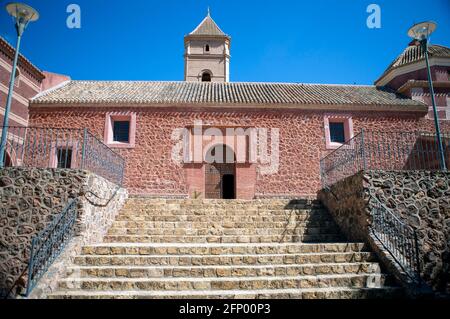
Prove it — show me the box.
[28,106,450,199]
[0,167,127,294]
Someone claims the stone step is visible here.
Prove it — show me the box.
[73,252,376,266]
[113,215,334,223]
[124,201,322,206]
[122,199,322,209]
[106,226,341,236]
[48,287,403,299]
[120,208,325,214]
[118,209,328,215]
[103,234,344,243]
[45,197,403,299]
[122,204,324,209]
[57,274,389,291]
[124,205,324,210]
[81,243,367,256]
[117,209,329,215]
[67,262,381,278]
[110,220,338,229]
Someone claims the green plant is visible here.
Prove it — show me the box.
[193,191,202,199]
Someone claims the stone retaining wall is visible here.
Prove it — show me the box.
[0,168,127,297]
[319,170,450,296]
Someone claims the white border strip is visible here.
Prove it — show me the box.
[0,106,28,126]
[0,82,29,106]
[31,80,71,100]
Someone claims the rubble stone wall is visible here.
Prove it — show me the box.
[0,167,127,296]
[320,170,450,295]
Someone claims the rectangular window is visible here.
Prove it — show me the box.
[57,148,72,168]
[324,116,353,149]
[113,121,130,143]
[104,112,136,148]
[329,122,346,143]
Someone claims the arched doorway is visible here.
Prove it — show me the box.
[205,144,236,199]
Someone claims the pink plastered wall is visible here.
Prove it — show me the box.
[40,72,71,92]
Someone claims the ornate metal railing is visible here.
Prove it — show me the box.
[1,199,78,299]
[82,130,125,186]
[320,131,365,188]
[25,199,79,296]
[0,127,125,298]
[320,130,450,188]
[0,126,125,186]
[369,195,421,283]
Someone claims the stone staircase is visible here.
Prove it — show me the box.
[48,199,401,299]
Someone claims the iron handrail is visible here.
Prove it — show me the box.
[84,129,124,159]
[321,132,362,168]
[319,131,364,188]
[1,127,126,298]
[369,195,421,283]
[82,130,126,187]
[1,199,78,299]
[320,130,450,188]
[25,199,79,296]
[0,126,125,186]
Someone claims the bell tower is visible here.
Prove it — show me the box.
[184,10,231,82]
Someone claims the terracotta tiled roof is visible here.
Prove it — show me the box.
[189,13,228,37]
[31,80,425,110]
[376,44,450,83]
[0,36,45,81]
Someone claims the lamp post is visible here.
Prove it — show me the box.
[0,2,39,167]
[407,21,447,171]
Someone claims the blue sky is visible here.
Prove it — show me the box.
[0,0,449,84]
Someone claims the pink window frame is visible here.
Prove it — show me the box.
[104,112,136,148]
[324,115,354,150]
[50,142,79,169]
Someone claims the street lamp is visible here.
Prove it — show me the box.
[407,21,447,171]
[0,2,39,167]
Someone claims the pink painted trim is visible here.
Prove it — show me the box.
[324,115,354,150]
[49,142,79,168]
[104,112,136,149]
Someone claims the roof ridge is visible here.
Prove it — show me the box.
[31,80,71,100]
[31,80,425,109]
[189,13,227,37]
[67,80,376,87]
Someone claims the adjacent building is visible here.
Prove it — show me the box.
[0,37,44,128]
